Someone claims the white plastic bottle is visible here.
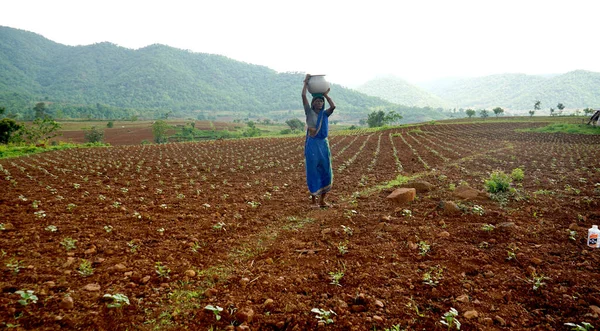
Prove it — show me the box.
[588,225,600,248]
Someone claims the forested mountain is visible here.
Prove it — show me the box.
[356,76,451,109]
[0,26,398,122]
[360,71,600,112]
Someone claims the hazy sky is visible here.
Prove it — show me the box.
[2,0,599,87]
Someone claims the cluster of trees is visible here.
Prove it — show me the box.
[0,106,62,144]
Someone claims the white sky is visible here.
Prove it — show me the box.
[2,0,599,87]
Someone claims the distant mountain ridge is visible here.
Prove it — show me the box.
[0,26,394,122]
[358,70,600,111]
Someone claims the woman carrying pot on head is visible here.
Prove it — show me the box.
[302,74,336,208]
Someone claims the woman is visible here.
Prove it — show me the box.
[302,74,336,208]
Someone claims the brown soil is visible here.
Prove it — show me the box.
[1,121,600,330]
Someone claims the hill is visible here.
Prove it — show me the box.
[0,26,400,123]
[356,75,450,109]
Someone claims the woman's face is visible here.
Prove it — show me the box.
[312,99,324,109]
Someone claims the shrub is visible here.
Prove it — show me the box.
[511,168,525,182]
[107,121,114,128]
[484,170,512,193]
[84,126,104,143]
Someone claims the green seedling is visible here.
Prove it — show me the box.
[15,290,38,306]
[402,209,412,217]
[6,259,24,274]
[481,224,495,232]
[60,237,77,251]
[311,308,336,325]
[341,225,353,236]
[329,271,344,286]
[204,305,223,321]
[418,241,430,256]
[440,307,461,330]
[103,293,130,308]
[0,224,5,231]
[103,225,113,233]
[568,230,577,241]
[78,259,94,277]
[155,262,171,279]
[128,241,139,253]
[564,322,594,331]
[337,241,349,255]
[472,205,485,216]
[45,225,58,232]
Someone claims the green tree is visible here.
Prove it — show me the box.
[557,103,565,115]
[528,110,535,117]
[285,118,304,131]
[492,107,504,117]
[549,107,555,116]
[0,118,23,144]
[33,102,47,119]
[107,121,114,128]
[152,120,169,143]
[465,109,476,118]
[84,126,104,143]
[243,121,261,137]
[534,100,541,112]
[583,108,594,116]
[366,110,403,128]
[0,106,5,116]
[20,117,61,144]
[479,109,489,118]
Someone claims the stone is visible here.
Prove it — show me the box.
[263,298,274,309]
[386,188,416,204]
[494,315,506,326]
[59,296,74,310]
[235,308,255,323]
[240,277,250,288]
[590,305,600,315]
[374,300,385,308]
[401,181,434,193]
[184,269,196,277]
[439,201,461,215]
[372,315,384,323]
[84,246,97,255]
[438,231,450,238]
[456,294,470,303]
[2,223,16,231]
[464,310,479,319]
[83,283,101,292]
[141,276,151,284]
[453,186,481,200]
[113,263,127,272]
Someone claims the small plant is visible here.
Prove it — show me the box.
[484,170,512,193]
[60,237,77,251]
[212,222,226,231]
[78,259,94,277]
[133,211,142,219]
[402,209,412,217]
[155,262,170,278]
[190,242,202,253]
[6,258,24,274]
[384,325,404,331]
[511,167,525,182]
[15,290,38,306]
[0,224,4,231]
[418,241,430,256]
[526,272,549,291]
[66,203,77,212]
[157,228,165,235]
[422,265,444,287]
[481,224,495,232]
[204,305,223,321]
[564,322,594,331]
[329,270,344,286]
[45,225,58,232]
[341,225,353,236]
[337,241,349,255]
[127,241,139,253]
[103,225,113,233]
[568,230,578,241]
[440,307,461,330]
[34,210,46,218]
[311,308,336,325]
[448,183,456,191]
[32,200,40,209]
[103,293,130,308]
[472,205,484,216]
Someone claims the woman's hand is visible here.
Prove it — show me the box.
[304,74,311,84]
[323,88,331,96]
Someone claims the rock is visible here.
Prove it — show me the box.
[84,246,97,255]
[83,283,101,292]
[113,263,127,272]
[141,276,151,284]
[401,181,434,193]
[374,300,385,308]
[386,188,416,204]
[438,231,450,238]
[464,310,479,319]
[590,305,600,315]
[265,258,274,265]
[456,294,470,303]
[494,315,506,326]
[439,201,461,215]
[482,317,493,326]
[235,308,255,323]
[184,269,196,277]
[530,258,543,265]
[62,257,76,268]
[236,324,251,331]
[497,222,516,228]
[453,186,481,200]
[204,288,218,298]
[263,298,274,309]
[124,271,133,277]
[483,271,494,278]
[240,277,250,288]
[372,315,384,323]
[59,296,74,310]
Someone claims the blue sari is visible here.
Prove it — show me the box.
[305,109,332,195]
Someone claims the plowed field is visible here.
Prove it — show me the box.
[1,121,599,330]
